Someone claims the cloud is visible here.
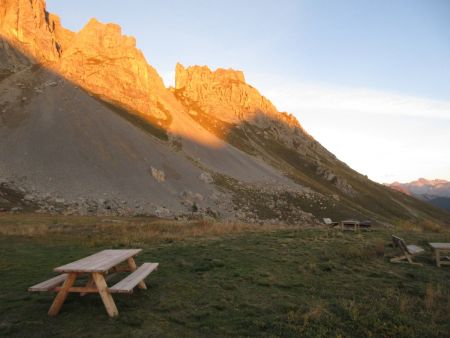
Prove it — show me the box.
[263,83,450,120]
[255,82,450,183]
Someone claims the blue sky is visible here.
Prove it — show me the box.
[46,0,450,183]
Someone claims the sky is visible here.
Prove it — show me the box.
[46,0,450,183]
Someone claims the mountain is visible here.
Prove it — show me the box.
[388,179,450,212]
[0,0,448,226]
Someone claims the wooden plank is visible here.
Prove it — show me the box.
[127,257,147,290]
[110,263,158,294]
[54,249,142,273]
[56,250,139,272]
[92,272,118,317]
[429,243,450,250]
[407,245,424,254]
[29,274,68,292]
[48,273,77,316]
[80,275,95,296]
[57,250,140,272]
[54,287,98,293]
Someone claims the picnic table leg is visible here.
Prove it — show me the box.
[48,272,77,316]
[127,257,147,289]
[92,272,118,317]
[435,250,441,268]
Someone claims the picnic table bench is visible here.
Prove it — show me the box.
[390,236,424,265]
[28,249,158,317]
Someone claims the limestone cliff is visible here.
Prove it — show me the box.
[174,63,313,149]
[175,63,279,124]
[0,0,63,63]
[59,18,174,121]
[0,0,178,123]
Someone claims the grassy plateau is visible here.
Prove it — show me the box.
[0,214,449,337]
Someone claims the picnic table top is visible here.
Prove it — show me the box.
[54,249,142,273]
[341,220,359,224]
[429,243,450,250]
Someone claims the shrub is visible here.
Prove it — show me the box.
[422,221,442,233]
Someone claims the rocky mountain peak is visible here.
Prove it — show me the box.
[1,0,179,123]
[175,63,279,124]
[0,0,64,63]
[175,63,246,89]
[59,17,175,121]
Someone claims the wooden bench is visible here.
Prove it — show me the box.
[110,263,158,294]
[323,218,339,228]
[391,235,424,265]
[29,274,68,292]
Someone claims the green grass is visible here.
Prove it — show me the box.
[0,215,449,337]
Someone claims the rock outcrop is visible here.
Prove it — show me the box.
[174,63,309,135]
[174,63,318,151]
[59,18,175,121]
[175,63,279,124]
[0,0,180,123]
[0,0,63,63]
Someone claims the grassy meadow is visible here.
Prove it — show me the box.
[0,214,449,337]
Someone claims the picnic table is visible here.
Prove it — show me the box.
[340,220,360,231]
[29,249,158,317]
[429,243,450,267]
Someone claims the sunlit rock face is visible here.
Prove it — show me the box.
[0,0,179,123]
[175,63,280,124]
[59,19,174,121]
[0,0,65,63]
[174,63,312,148]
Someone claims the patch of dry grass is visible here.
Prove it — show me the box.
[0,213,299,244]
[422,221,442,233]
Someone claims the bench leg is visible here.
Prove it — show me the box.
[390,255,407,263]
[92,272,118,317]
[127,257,147,290]
[435,250,441,268]
[390,254,422,266]
[48,272,77,316]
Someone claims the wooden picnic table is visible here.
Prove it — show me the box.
[429,243,450,267]
[29,249,158,317]
[340,220,360,231]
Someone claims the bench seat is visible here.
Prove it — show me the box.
[29,274,68,292]
[407,245,424,255]
[323,218,339,227]
[109,263,158,294]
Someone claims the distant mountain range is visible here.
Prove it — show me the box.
[387,179,450,211]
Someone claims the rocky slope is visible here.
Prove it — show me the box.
[0,0,448,225]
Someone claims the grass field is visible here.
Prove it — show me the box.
[0,215,449,337]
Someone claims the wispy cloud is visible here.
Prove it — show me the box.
[264,83,450,120]
[256,82,450,183]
